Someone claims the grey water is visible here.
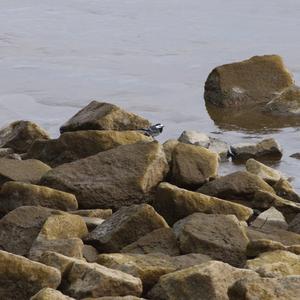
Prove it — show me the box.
[1,0,300,190]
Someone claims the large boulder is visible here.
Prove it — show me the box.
[0,250,61,300]
[230,138,282,161]
[148,261,258,300]
[197,171,274,202]
[0,158,51,186]
[40,142,168,210]
[173,213,249,267]
[26,130,152,167]
[121,228,180,256]
[0,206,55,256]
[0,120,49,153]
[228,275,300,300]
[171,143,218,188]
[60,101,150,133]
[264,84,300,116]
[0,181,78,214]
[246,250,300,277]
[153,182,253,225]
[85,204,169,252]
[204,55,293,108]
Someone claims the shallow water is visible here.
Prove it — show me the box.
[1,0,300,190]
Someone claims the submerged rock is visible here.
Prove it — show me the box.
[60,101,150,133]
[26,130,152,167]
[40,142,168,210]
[0,120,49,153]
[205,55,293,108]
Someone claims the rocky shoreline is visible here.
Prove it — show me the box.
[1,56,300,299]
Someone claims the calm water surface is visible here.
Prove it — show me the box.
[1,0,300,190]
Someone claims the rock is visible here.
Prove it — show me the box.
[162,139,179,165]
[29,236,84,262]
[27,130,152,167]
[246,158,282,184]
[0,158,51,186]
[290,152,300,159]
[64,260,143,299]
[288,213,300,234]
[178,131,210,147]
[264,84,300,116]
[60,101,150,133]
[247,226,300,247]
[252,190,300,222]
[230,138,282,161]
[0,120,49,153]
[246,239,287,258]
[0,250,61,300]
[0,148,15,159]
[148,261,258,300]
[171,143,218,188]
[251,207,288,230]
[98,253,211,292]
[81,297,145,300]
[228,275,300,300]
[198,171,274,202]
[204,55,293,108]
[0,206,55,256]
[69,209,112,219]
[85,204,169,252]
[0,181,78,215]
[153,182,253,225]
[83,245,99,263]
[246,250,300,277]
[173,213,249,267]
[30,288,75,300]
[83,217,105,231]
[273,178,300,202]
[121,228,180,256]
[40,142,168,210]
[208,137,229,161]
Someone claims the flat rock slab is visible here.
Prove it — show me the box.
[60,101,150,133]
[85,204,168,252]
[40,142,168,210]
[27,130,152,167]
[154,182,253,225]
[0,120,49,153]
[173,213,249,267]
[0,158,51,186]
[0,250,61,300]
[0,181,78,214]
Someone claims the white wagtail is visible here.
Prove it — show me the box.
[138,123,164,138]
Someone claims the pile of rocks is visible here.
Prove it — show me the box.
[0,100,300,300]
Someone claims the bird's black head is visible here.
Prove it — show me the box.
[154,123,164,133]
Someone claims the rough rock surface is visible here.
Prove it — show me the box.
[288,213,300,234]
[153,182,253,225]
[69,209,112,219]
[273,178,300,202]
[85,204,169,252]
[173,213,249,267]
[40,142,168,210]
[0,158,51,186]
[162,139,179,165]
[60,101,150,133]
[0,206,55,256]
[148,261,258,300]
[230,138,282,161]
[27,130,152,167]
[0,181,78,214]
[246,158,282,184]
[264,84,300,116]
[31,288,75,300]
[178,131,210,147]
[204,55,293,108]
[198,171,274,202]
[0,120,49,153]
[228,275,300,300]
[0,250,61,300]
[121,228,180,256]
[171,142,218,187]
[246,250,300,277]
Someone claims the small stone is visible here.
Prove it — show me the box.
[178,131,210,147]
[30,288,75,300]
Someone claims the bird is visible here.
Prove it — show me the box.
[138,123,164,138]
